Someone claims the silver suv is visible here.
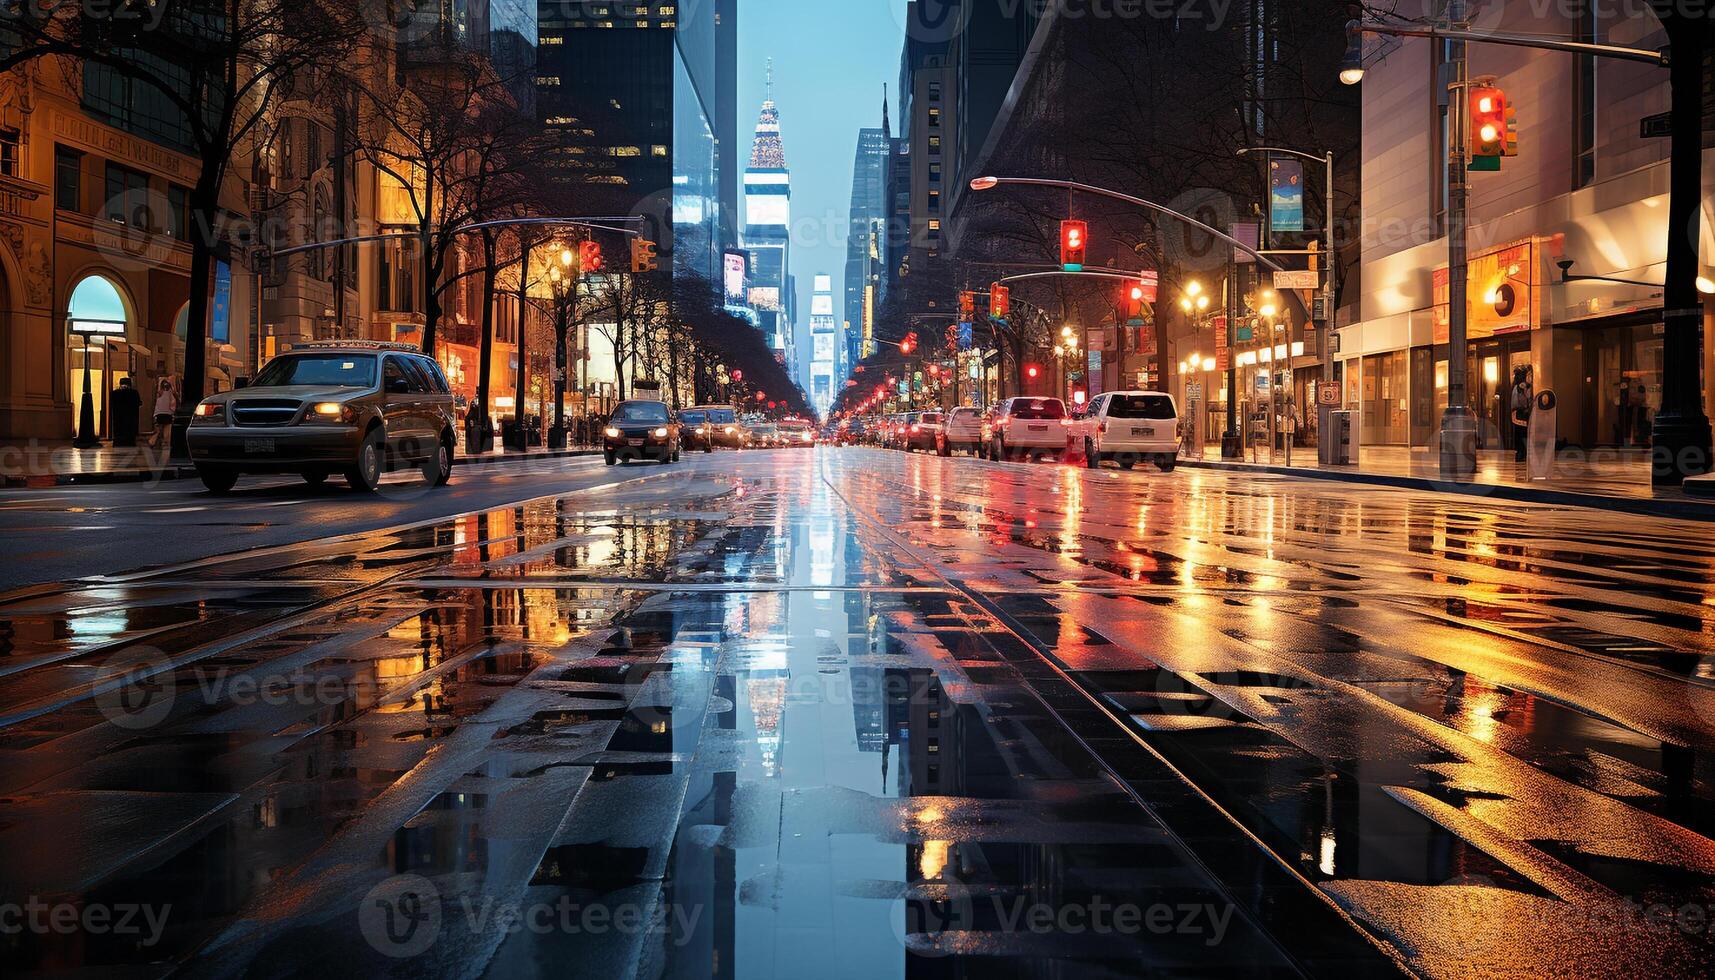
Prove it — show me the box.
[186,341,457,493]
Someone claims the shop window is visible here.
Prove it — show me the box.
[167,184,189,241]
[1573,0,1599,188]
[55,145,83,213]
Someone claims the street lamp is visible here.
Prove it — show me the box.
[1338,21,1365,85]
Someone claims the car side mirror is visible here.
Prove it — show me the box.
[386,377,410,395]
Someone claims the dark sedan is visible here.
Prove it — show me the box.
[603,400,679,465]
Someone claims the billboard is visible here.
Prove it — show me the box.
[813,333,835,361]
[748,286,782,312]
[723,251,747,302]
[811,293,834,316]
[1269,158,1304,232]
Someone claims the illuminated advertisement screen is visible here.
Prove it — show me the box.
[723,251,747,302]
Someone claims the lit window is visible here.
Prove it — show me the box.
[651,145,668,157]
[0,128,18,177]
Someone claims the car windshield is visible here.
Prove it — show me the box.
[680,411,706,425]
[1011,399,1065,420]
[1107,394,1176,419]
[921,413,943,424]
[950,408,978,419]
[612,401,669,422]
[705,409,736,423]
[253,354,376,388]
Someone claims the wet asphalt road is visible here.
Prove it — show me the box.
[2,447,1714,978]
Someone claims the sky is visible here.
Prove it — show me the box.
[737,0,904,388]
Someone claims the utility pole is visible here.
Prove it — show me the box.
[1436,0,1477,477]
[1223,256,1241,458]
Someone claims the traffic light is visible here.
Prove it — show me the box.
[1060,220,1087,271]
[1469,85,1506,170]
[1123,281,1148,324]
[580,240,605,274]
[959,291,976,320]
[989,283,1009,319]
[1025,363,1041,381]
[900,331,917,355]
[630,238,658,273]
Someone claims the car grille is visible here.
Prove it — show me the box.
[231,399,302,427]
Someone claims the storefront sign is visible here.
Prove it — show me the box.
[1318,381,1341,406]
[210,260,232,344]
[1433,239,1539,343]
[1186,380,1204,400]
[1273,269,1318,290]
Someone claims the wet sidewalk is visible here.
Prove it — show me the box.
[1179,444,1715,520]
[0,438,601,488]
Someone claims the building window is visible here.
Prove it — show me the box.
[928,82,941,100]
[55,145,83,212]
[167,184,189,241]
[927,107,941,127]
[104,162,151,228]
[0,128,17,177]
[927,135,941,152]
[927,190,940,212]
[1573,0,1599,188]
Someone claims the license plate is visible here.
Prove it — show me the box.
[627,438,644,447]
[1132,427,1154,437]
[1028,424,1047,432]
[244,438,275,453]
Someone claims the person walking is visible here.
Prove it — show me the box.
[146,376,178,451]
[1509,366,1532,463]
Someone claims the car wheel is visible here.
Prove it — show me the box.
[1117,456,1136,471]
[991,436,1004,461]
[301,470,329,486]
[421,438,452,486]
[198,465,239,494]
[1158,455,1177,473]
[346,428,384,492]
[605,451,617,466]
[1084,440,1099,469]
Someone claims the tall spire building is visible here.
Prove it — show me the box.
[743,61,795,368]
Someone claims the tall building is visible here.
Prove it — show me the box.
[535,1,721,288]
[743,63,794,366]
[843,92,890,370]
[715,0,740,250]
[809,274,837,415]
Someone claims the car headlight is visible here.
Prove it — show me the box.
[724,426,735,434]
[191,401,224,425]
[310,401,357,424]
[604,426,621,439]
[654,427,669,438]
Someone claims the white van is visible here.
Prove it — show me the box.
[1078,391,1180,471]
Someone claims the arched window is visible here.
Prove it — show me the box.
[67,274,128,336]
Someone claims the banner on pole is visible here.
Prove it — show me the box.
[1269,158,1304,232]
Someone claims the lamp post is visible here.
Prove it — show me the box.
[548,246,577,447]
[1237,144,1337,462]
[1341,4,1706,482]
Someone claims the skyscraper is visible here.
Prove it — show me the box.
[810,275,837,416]
[743,62,794,366]
[844,90,890,372]
[534,2,721,288]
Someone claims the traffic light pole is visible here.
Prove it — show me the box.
[1440,15,1477,477]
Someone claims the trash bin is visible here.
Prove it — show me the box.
[464,416,493,454]
[109,382,143,447]
[501,417,528,451]
[1323,409,1356,465]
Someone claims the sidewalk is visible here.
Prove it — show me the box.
[1178,443,1715,521]
[0,438,600,488]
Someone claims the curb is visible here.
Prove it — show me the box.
[1175,457,1715,523]
[4,448,602,489]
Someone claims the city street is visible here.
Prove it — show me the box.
[3,448,1712,978]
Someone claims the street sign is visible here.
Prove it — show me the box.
[1273,269,1319,290]
[1317,381,1340,406]
[1237,325,1253,342]
[1186,381,1203,400]
[1255,373,1270,394]
[957,321,973,349]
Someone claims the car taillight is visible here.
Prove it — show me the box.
[1099,421,1107,433]
[1060,418,1072,426]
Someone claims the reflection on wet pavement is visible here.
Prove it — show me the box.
[4,449,1715,978]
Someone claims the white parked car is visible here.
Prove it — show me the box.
[937,406,986,456]
[986,396,1070,461]
[1077,390,1180,471]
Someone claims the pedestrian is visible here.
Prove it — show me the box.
[147,376,178,451]
[1509,366,1532,462]
[110,376,143,447]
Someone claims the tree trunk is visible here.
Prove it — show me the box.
[176,179,222,441]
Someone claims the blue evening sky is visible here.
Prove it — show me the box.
[738,0,903,382]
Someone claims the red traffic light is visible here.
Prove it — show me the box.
[580,240,605,274]
[1025,363,1041,380]
[1060,220,1088,270]
[958,291,975,318]
[1470,85,1507,160]
[731,369,743,381]
[754,391,766,402]
[768,401,777,409]
[927,363,940,377]
[989,283,1010,318]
